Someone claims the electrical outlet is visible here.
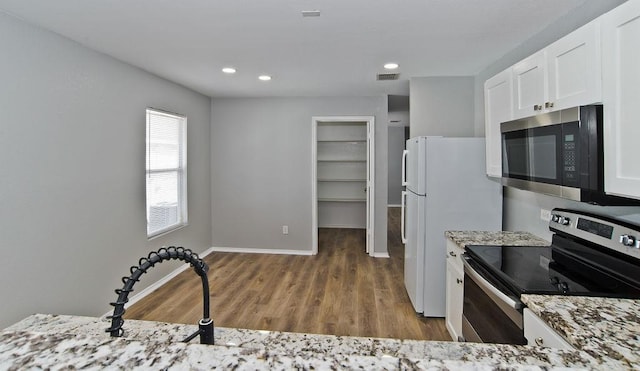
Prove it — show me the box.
[282,225,289,235]
[540,209,552,222]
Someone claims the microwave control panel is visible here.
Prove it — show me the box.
[561,123,580,187]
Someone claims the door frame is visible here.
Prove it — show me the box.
[311,116,375,256]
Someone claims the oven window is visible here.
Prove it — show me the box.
[463,275,526,345]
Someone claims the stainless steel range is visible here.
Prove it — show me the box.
[461,208,640,345]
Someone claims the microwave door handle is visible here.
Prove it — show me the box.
[463,259,519,310]
[401,150,408,186]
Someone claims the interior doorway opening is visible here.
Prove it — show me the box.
[312,116,375,256]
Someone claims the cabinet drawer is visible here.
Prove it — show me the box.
[523,309,574,350]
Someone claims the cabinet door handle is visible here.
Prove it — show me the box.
[545,101,554,109]
[449,251,457,257]
[456,278,463,284]
[535,337,544,346]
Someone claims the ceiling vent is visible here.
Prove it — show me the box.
[302,10,321,17]
[376,73,400,81]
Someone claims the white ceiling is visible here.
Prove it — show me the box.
[0,0,588,98]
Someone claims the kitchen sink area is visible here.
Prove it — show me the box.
[106,246,214,345]
[2,298,639,370]
[0,312,620,369]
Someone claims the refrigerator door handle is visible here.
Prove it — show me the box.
[401,150,408,186]
[401,191,407,244]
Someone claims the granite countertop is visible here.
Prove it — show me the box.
[445,230,550,249]
[0,313,621,370]
[522,294,640,369]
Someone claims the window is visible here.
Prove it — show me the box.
[146,108,187,237]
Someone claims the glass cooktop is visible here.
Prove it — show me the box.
[464,244,640,298]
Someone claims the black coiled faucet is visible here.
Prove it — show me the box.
[106,246,214,345]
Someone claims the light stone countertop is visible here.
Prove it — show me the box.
[522,294,640,369]
[0,313,618,370]
[445,230,550,249]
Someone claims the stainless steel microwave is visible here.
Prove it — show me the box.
[501,105,637,206]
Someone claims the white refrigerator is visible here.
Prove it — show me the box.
[401,137,502,317]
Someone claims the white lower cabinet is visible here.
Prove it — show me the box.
[523,309,574,350]
[445,239,465,341]
[602,0,640,200]
[445,259,464,341]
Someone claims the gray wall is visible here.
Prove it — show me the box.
[388,94,410,127]
[388,126,408,206]
[410,77,475,137]
[474,0,638,237]
[0,12,212,328]
[388,95,409,206]
[504,187,640,242]
[210,97,388,255]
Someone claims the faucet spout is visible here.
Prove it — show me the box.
[106,246,214,345]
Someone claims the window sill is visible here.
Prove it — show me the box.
[147,223,188,241]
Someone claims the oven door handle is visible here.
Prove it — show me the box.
[463,257,520,310]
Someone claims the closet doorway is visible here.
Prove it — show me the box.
[311,116,375,256]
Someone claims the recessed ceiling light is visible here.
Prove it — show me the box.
[222,67,236,74]
[258,75,272,81]
[384,63,399,70]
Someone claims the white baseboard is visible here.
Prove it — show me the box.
[214,245,385,258]
[387,204,402,208]
[101,246,216,318]
[209,246,314,256]
[318,224,366,229]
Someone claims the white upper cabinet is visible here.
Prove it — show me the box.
[602,0,640,200]
[484,68,513,177]
[513,50,547,118]
[512,19,602,119]
[547,19,601,110]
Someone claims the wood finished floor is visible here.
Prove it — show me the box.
[124,208,450,341]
